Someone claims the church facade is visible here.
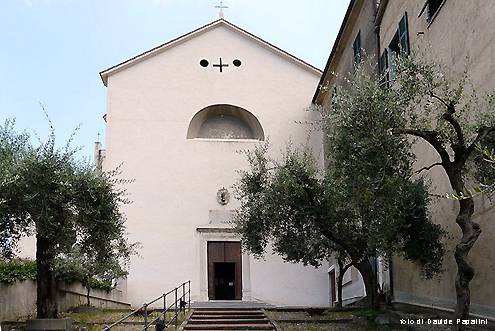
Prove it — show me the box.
[98,19,329,307]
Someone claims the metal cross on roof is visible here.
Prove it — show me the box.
[215,1,228,19]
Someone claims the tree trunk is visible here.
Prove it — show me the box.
[451,197,481,331]
[356,260,379,309]
[446,170,482,331]
[36,235,58,318]
[86,285,91,306]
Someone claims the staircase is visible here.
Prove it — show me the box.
[184,308,275,330]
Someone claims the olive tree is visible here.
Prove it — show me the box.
[54,244,130,307]
[234,88,446,309]
[0,119,135,318]
[0,119,30,258]
[388,55,495,327]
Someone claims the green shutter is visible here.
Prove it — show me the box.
[353,31,362,64]
[379,49,389,87]
[399,13,410,54]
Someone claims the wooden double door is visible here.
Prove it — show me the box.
[207,241,242,300]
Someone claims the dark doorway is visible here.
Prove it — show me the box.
[207,242,242,300]
[214,262,236,300]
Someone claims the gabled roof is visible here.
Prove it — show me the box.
[99,18,322,86]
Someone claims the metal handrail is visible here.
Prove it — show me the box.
[102,280,191,331]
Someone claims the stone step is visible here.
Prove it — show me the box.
[192,313,265,317]
[184,308,275,331]
[189,319,270,324]
[184,324,274,330]
[193,310,264,315]
[193,308,262,311]
[194,308,264,311]
[191,315,266,320]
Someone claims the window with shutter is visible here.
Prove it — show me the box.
[379,49,389,87]
[419,0,445,24]
[427,0,443,21]
[399,13,410,54]
[353,31,362,65]
[383,12,410,86]
[388,13,409,56]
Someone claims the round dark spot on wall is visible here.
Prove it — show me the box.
[200,59,209,67]
[233,59,242,67]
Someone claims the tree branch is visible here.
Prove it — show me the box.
[429,93,465,148]
[341,262,352,274]
[442,111,465,147]
[321,228,361,261]
[393,128,451,165]
[430,93,450,109]
[337,258,353,281]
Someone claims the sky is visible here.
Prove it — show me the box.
[0,0,349,159]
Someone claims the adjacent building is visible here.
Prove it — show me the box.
[314,0,495,319]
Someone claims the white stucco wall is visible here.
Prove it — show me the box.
[102,21,329,307]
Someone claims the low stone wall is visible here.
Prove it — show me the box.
[57,282,130,311]
[0,280,130,322]
[0,280,37,322]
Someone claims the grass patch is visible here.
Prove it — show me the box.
[265,311,310,321]
[318,310,355,320]
[269,308,405,331]
[278,323,367,331]
[354,308,381,320]
[266,309,357,321]
[60,307,187,331]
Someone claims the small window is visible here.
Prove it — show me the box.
[379,49,388,74]
[389,31,400,54]
[389,13,410,56]
[352,31,362,65]
[379,48,389,86]
[398,13,410,55]
[330,86,338,106]
[427,0,443,21]
[381,13,409,87]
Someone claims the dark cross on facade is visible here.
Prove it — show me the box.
[213,58,228,72]
[215,1,228,19]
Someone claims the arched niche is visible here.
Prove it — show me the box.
[187,104,264,140]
